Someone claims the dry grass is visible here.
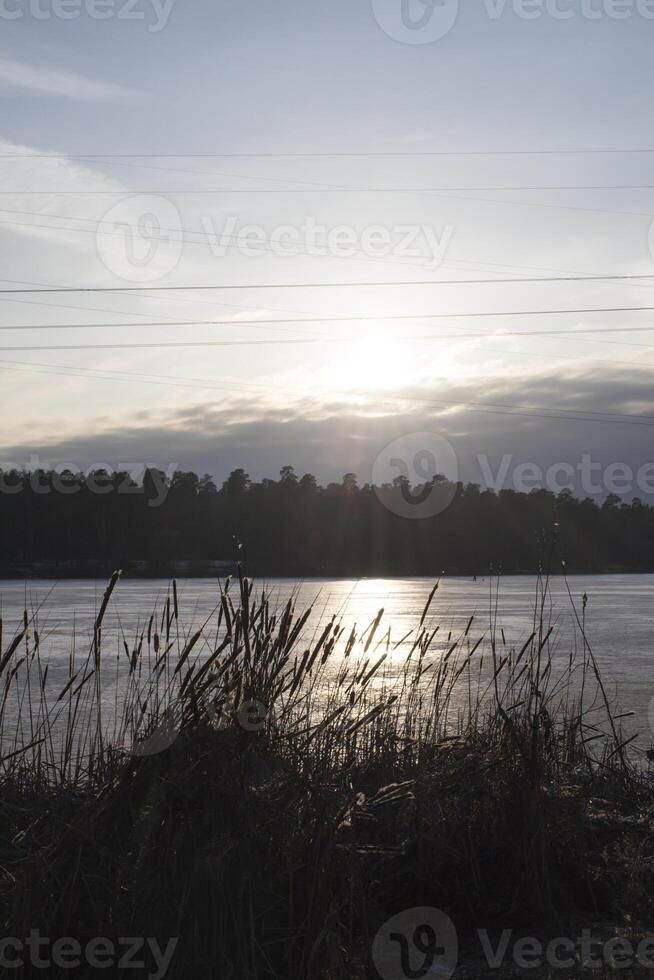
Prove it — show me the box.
[0,567,652,978]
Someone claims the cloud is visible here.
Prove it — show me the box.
[0,138,129,249]
[0,57,140,102]
[2,367,654,500]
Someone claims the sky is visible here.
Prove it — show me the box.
[2,0,654,498]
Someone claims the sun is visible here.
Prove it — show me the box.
[320,334,415,394]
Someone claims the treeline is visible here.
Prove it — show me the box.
[0,465,653,575]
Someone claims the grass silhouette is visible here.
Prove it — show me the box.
[0,568,652,977]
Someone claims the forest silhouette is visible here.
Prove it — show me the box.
[1,464,652,575]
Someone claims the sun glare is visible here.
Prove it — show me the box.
[320,334,414,394]
[317,331,466,398]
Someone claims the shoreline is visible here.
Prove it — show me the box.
[2,562,652,580]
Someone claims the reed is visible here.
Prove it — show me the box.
[0,567,652,978]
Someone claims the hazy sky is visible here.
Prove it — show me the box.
[2,0,654,496]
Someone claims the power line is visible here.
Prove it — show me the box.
[5,149,654,158]
[0,210,504,280]
[4,311,654,333]
[11,208,643,285]
[2,337,649,383]
[1,355,653,428]
[6,146,654,190]
[0,191,649,222]
[6,184,654,193]
[1,277,654,295]
[3,162,652,221]
[0,355,648,424]
[2,256,654,324]
[0,209,446,275]
[4,255,649,337]
[0,294,318,332]
[0,276,332,325]
[21,157,654,187]
[3,327,654,353]
[14,157,654,194]
[4,207,654,287]
[3,261,653,343]
[0,338,317,352]
[6,209,654,289]
[6,258,654,301]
